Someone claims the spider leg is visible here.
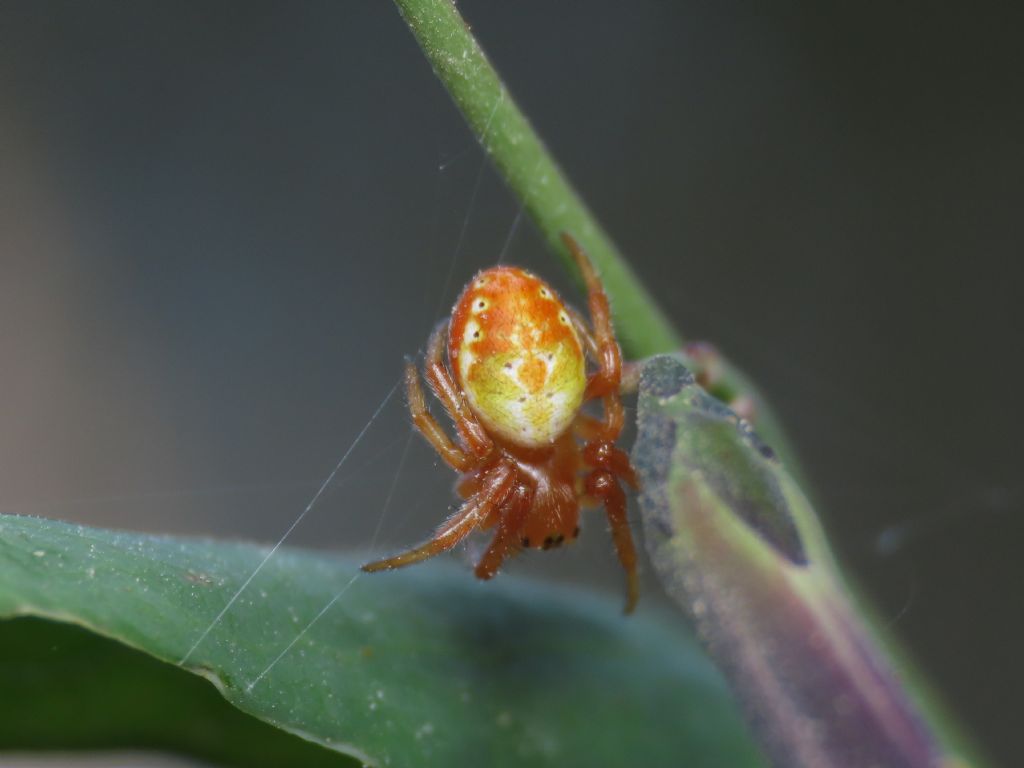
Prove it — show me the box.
[424,322,493,459]
[567,306,600,359]
[562,233,636,482]
[404,321,493,473]
[404,359,477,473]
[618,359,642,395]
[362,464,515,572]
[587,470,639,614]
[560,233,622,403]
[563,232,641,612]
[572,412,603,441]
[570,307,641,396]
[474,480,534,580]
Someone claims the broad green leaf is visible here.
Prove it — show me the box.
[0,617,350,767]
[632,355,983,768]
[0,513,764,767]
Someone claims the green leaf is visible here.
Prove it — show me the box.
[0,617,352,767]
[0,513,764,767]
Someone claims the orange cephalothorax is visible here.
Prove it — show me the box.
[448,267,586,448]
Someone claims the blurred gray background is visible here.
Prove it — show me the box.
[1,1,1021,765]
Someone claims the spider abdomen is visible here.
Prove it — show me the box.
[449,267,586,448]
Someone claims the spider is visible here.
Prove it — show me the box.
[362,233,640,612]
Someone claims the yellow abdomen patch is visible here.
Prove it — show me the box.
[449,267,586,448]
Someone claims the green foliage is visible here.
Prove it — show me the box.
[0,513,764,767]
[0,618,347,767]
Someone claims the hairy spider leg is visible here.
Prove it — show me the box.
[570,305,641,397]
[397,321,494,475]
[586,468,638,612]
[562,232,640,613]
[474,481,535,579]
[423,322,493,458]
[362,463,515,572]
[403,359,475,473]
[362,327,502,572]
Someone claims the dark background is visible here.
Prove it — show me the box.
[1,2,1021,765]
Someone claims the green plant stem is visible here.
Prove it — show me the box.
[392,0,680,359]
[391,0,810,476]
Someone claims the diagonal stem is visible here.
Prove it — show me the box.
[392,0,681,359]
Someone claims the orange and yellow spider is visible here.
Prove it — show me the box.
[362,233,640,612]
